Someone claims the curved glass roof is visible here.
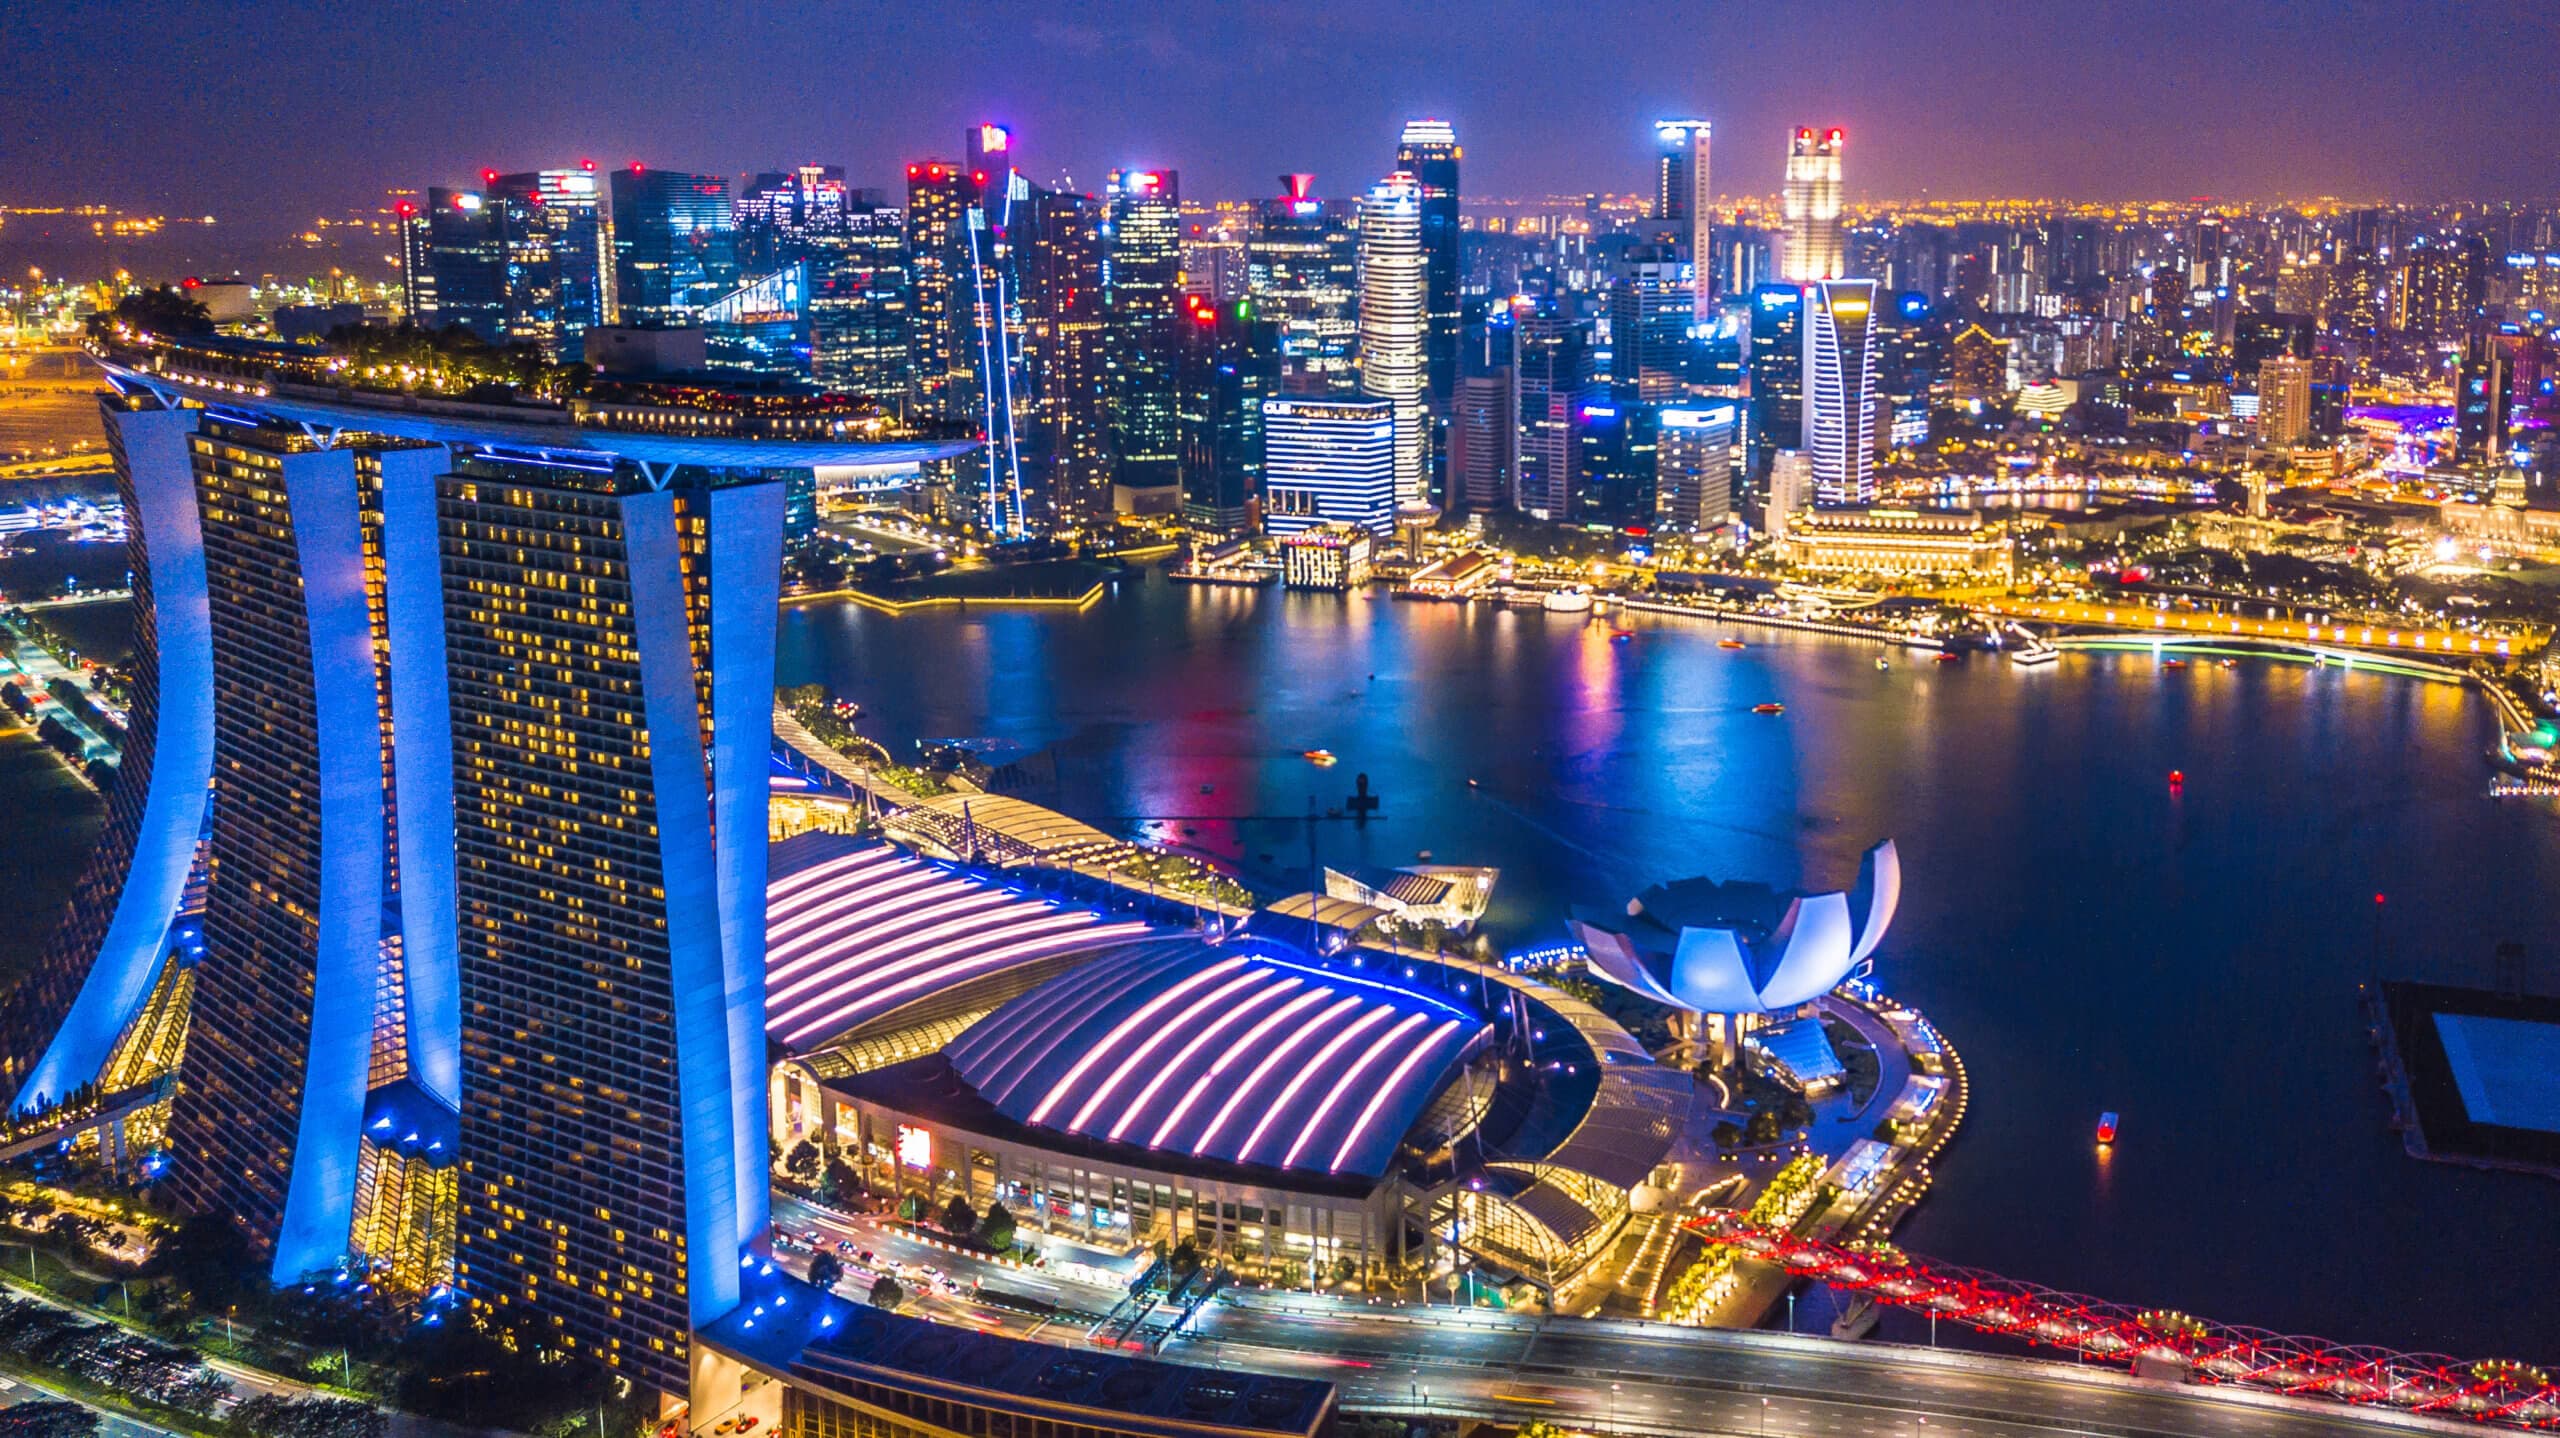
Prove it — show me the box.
[765,840,1150,1051]
[946,938,1488,1180]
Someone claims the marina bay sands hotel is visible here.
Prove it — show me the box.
[0,329,968,1400]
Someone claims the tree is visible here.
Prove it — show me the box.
[781,1140,820,1183]
[974,1202,1015,1252]
[104,285,213,339]
[1710,1120,1743,1150]
[806,1253,844,1293]
[938,1195,976,1236]
[1744,1109,1782,1146]
[230,1395,385,1438]
[1168,1237,1200,1276]
[818,1156,859,1204]
[0,1401,95,1438]
[895,1194,925,1223]
[868,1275,904,1310]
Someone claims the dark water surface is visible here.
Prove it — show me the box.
[779,571,2560,1359]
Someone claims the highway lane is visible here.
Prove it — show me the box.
[773,1199,2465,1438]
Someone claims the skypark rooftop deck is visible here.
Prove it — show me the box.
[87,335,975,470]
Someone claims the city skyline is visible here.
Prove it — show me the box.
[6,0,2559,237]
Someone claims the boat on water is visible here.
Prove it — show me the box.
[2162,658,2188,670]
[2097,1111,2120,1144]
[1610,628,1637,641]
[1932,651,1961,664]
[1752,703,1786,715]
[2219,657,2239,669]
[1718,637,1747,650]
[1302,749,1337,766]
[1874,657,1890,672]
[2011,643,2059,667]
[1831,1295,1881,1341]
[1543,587,1595,613]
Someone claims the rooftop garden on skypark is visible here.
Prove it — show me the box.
[81,285,929,424]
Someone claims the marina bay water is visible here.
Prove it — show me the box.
[779,569,2560,1360]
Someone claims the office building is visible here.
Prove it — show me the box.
[1654,120,1714,318]
[1177,295,1279,534]
[1515,307,1596,519]
[492,167,615,361]
[737,167,909,406]
[1574,397,1657,529]
[1247,176,1360,394]
[1105,169,1184,513]
[904,161,966,419]
[2258,355,2313,447]
[1804,280,1880,504]
[2458,341,2512,464]
[1609,251,1696,401]
[1262,397,1396,534]
[700,263,812,374]
[414,188,506,343]
[610,167,738,326]
[1450,371,1515,514]
[1026,188,1110,521]
[1781,129,1845,283]
[1656,403,1739,534]
[1358,171,1431,510]
[1394,120,1462,420]
[957,125,1034,534]
[1746,283,1806,483]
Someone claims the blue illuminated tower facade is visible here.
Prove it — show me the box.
[15,334,962,1397]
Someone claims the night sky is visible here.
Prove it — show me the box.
[7,0,2557,233]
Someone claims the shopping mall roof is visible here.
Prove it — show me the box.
[765,834,1152,1051]
[702,1269,1334,1438]
[945,937,1490,1181]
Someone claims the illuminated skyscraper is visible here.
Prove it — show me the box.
[1653,119,1714,318]
[609,167,738,325]
[903,161,965,419]
[1656,403,1739,533]
[1358,171,1430,509]
[1803,279,1879,503]
[416,187,506,343]
[957,124,1033,534]
[1025,188,1109,521]
[736,166,910,404]
[1105,168,1185,513]
[493,166,615,361]
[1394,120,1461,423]
[1262,397,1396,534]
[1513,306,1596,518]
[2257,355,2313,447]
[1177,295,1278,534]
[1781,128,1846,283]
[1248,175,1360,395]
[1746,283,1806,483]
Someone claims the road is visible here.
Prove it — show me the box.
[0,1371,178,1438]
[776,1194,2486,1438]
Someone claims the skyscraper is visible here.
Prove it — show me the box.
[1262,397,1396,534]
[1358,172,1430,510]
[1104,169,1184,513]
[1746,283,1806,484]
[903,162,965,422]
[736,166,911,405]
[1781,128,1846,283]
[609,167,738,326]
[1248,176,1360,395]
[1653,120,1714,318]
[1394,121,1461,425]
[1514,306,1596,518]
[2257,355,2313,448]
[1025,188,1109,522]
[1803,279,1879,503]
[492,166,615,361]
[1608,251,1696,402]
[416,188,506,343]
[1656,403,1739,533]
[1176,295,1278,534]
[957,125,1034,534]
